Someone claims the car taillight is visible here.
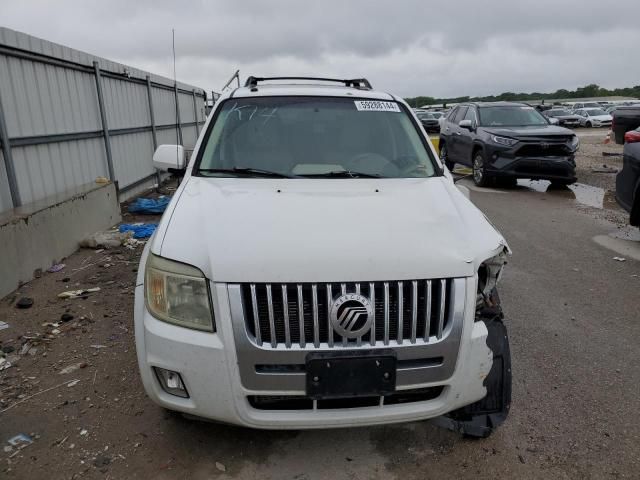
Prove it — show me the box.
[625,130,640,144]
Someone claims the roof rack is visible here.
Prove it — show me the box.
[244,76,372,90]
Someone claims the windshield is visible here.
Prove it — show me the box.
[196,97,437,178]
[585,108,607,116]
[478,106,549,127]
[417,113,435,119]
[431,112,443,118]
[549,110,571,116]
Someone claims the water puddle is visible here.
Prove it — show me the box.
[516,180,617,209]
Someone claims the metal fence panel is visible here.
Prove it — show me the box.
[152,87,181,126]
[110,133,155,190]
[0,149,12,212]
[102,76,150,130]
[10,138,108,205]
[0,26,206,213]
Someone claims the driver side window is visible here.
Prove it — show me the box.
[463,107,477,124]
[452,107,468,124]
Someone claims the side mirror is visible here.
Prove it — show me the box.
[459,119,474,131]
[153,145,186,172]
[549,117,559,125]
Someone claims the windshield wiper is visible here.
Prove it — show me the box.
[198,167,296,178]
[299,170,382,178]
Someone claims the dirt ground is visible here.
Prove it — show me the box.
[0,130,637,479]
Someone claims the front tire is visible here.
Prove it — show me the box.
[440,142,455,171]
[472,151,492,187]
[585,121,592,128]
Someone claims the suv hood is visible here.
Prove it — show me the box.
[154,177,507,283]
[483,125,574,138]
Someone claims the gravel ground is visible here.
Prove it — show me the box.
[573,128,623,191]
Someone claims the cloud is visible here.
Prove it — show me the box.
[1,0,639,98]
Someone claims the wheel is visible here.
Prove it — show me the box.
[472,150,492,187]
[585,121,592,128]
[440,142,455,171]
[431,311,512,438]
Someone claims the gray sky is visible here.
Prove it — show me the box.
[2,0,639,98]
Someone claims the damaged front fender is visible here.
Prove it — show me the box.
[476,247,509,311]
[431,314,512,438]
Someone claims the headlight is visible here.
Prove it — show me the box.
[570,135,579,150]
[490,135,518,147]
[145,253,215,331]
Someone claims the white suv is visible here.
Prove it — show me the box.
[135,76,512,437]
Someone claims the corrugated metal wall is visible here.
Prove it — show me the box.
[0,27,207,213]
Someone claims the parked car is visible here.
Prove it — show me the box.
[615,127,640,227]
[571,102,602,111]
[416,111,441,132]
[612,105,640,144]
[137,76,513,437]
[439,102,578,186]
[544,108,582,128]
[573,108,613,128]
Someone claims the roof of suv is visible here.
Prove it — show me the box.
[225,83,396,101]
[462,101,532,108]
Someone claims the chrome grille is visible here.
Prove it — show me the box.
[241,280,454,349]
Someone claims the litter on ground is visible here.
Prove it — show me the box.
[7,434,33,447]
[80,230,132,249]
[58,287,101,299]
[47,263,66,273]
[0,321,9,330]
[16,297,34,309]
[119,223,157,239]
[128,196,170,214]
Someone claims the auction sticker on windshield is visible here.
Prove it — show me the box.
[354,100,401,112]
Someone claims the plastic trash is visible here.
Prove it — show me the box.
[59,362,84,375]
[0,321,8,330]
[47,263,66,273]
[128,196,170,214]
[119,223,158,239]
[124,237,145,250]
[58,287,101,299]
[7,434,33,447]
[80,230,132,249]
[0,357,11,371]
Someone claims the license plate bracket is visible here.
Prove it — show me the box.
[305,350,396,400]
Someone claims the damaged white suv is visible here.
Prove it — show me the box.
[135,77,512,437]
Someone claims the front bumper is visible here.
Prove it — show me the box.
[484,145,577,182]
[134,279,494,429]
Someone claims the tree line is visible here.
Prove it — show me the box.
[404,84,640,107]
